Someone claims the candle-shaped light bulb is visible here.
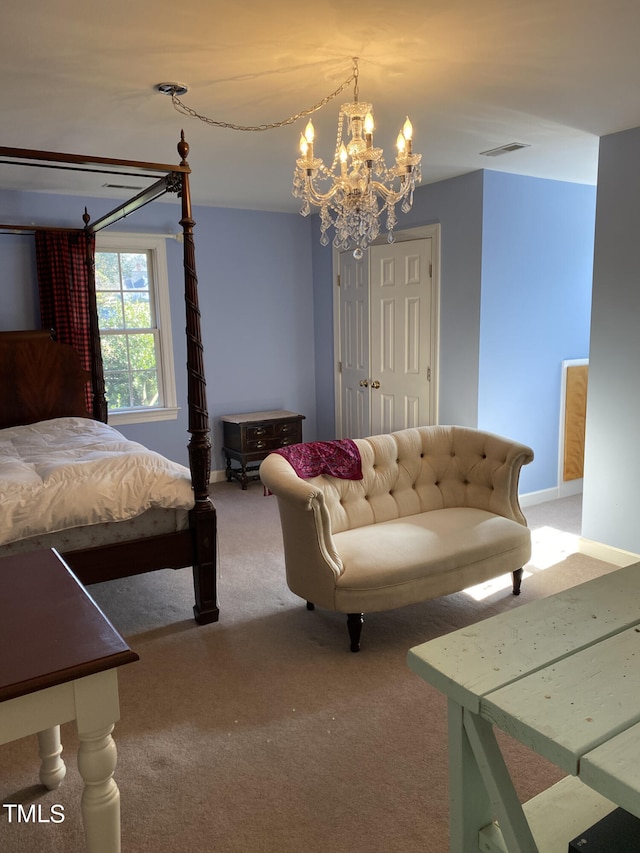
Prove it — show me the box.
[304,120,315,144]
[396,132,406,155]
[299,133,308,157]
[303,120,315,164]
[339,143,348,175]
[402,117,413,154]
[364,112,374,147]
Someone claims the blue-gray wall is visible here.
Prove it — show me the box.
[1,168,596,497]
[583,126,640,552]
[479,172,596,493]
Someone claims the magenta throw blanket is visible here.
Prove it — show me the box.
[273,439,363,480]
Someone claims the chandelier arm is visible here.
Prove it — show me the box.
[297,173,418,208]
[170,65,357,132]
[300,175,349,206]
[368,179,414,204]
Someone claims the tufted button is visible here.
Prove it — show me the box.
[481,453,487,459]
[434,480,440,487]
[463,479,469,485]
[450,451,455,457]
[420,452,424,458]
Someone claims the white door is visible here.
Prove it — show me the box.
[339,252,369,438]
[338,232,437,438]
[369,239,433,434]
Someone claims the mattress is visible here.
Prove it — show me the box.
[0,506,189,560]
[0,416,195,547]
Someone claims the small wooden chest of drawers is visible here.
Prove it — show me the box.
[221,410,305,489]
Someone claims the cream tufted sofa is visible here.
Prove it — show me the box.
[259,425,534,651]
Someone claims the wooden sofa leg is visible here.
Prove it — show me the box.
[347,613,364,653]
[512,568,524,596]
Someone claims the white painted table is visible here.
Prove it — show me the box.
[407,562,640,852]
[0,549,138,852]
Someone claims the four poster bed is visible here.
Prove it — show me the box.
[0,135,219,625]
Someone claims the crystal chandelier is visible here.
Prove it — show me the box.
[157,58,421,258]
[293,58,422,259]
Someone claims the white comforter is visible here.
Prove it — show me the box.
[0,417,195,546]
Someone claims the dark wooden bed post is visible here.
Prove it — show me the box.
[178,132,220,625]
[83,208,108,423]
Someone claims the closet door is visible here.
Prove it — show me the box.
[369,239,433,435]
[338,236,435,438]
[339,251,370,438]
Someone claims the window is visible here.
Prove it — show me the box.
[95,234,178,424]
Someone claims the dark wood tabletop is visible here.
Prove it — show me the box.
[0,549,138,703]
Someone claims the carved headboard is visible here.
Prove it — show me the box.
[0,330,92,429]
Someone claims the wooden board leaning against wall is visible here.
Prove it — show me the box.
[564,363,588,482]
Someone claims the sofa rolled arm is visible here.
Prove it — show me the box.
[470,431,534,524]
[259,454,344,598]
[260,451,324,507]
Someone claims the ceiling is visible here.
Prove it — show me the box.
[2,0,640,213]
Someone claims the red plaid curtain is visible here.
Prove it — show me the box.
[35,230,96,410]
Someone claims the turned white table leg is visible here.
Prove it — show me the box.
[37,725,66,790]
[77,723,120,853]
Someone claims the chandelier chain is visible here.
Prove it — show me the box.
[169,62,358,133]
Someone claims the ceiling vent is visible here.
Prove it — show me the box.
[480,142,530,157]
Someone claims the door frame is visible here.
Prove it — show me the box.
[332,223,441,438]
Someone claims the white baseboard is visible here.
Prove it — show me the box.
[520,481,583,508]
[519,488,561,508]
[558,478,583,498]
[210,468,228,484]
[578,538,640,567]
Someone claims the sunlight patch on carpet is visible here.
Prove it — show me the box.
[463,525,580,601]
[528,524,581,570]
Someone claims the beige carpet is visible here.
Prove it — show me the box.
[0,488,620,852]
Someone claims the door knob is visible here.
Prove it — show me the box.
[371,380,381,389]
[359,379,369,387]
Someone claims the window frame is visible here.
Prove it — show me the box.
[95,232,178,425]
